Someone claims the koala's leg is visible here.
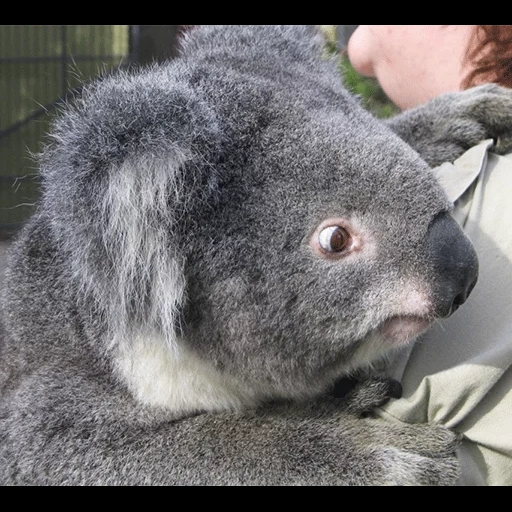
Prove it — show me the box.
[385,84,512,167]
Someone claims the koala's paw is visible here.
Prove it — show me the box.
[341,377,403,416]
[445,83,512,153]
[386,83,512,167]
[254,397,461,485]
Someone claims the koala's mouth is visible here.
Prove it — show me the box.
[379,315,432,345]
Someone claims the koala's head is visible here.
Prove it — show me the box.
[40,26,478,411]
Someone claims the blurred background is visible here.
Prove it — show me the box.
[0,24,395,242]
[0,25,190,239]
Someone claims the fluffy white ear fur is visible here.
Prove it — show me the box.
[95,156,190,355]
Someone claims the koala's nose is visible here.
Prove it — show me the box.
[425,212,479,318]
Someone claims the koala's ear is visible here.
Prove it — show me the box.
[40,67,221,348]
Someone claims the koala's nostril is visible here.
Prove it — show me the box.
[453,275,478,311]
[441,273,478,318]
[451,293,466,313]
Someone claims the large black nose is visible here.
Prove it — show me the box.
[425,212,479,318]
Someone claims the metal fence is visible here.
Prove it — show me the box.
[0,25,181,238]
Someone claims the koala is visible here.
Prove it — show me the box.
[1,25,512,486]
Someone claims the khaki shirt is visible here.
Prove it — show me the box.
[379,140,512,486]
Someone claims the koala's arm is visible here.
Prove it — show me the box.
[385,84,512,167]
[1,373,459,486]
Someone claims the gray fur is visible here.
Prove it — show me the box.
[385,83,512,167]
[0,25,509,485]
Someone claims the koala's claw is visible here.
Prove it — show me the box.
[387,379,403,399]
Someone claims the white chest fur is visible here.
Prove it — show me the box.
[115,333,259,414]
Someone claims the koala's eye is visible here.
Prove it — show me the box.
[318,225,350,253]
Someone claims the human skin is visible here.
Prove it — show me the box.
[347,25,479,109]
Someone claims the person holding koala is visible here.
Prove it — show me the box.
[346,25,512,486]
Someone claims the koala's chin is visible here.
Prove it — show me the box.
[345,316,431,373]
[379,315,432,346]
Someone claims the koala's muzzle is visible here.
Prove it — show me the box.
[425,212,479,318]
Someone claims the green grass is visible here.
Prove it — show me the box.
[339,56,399,119]
[321,26,398,119]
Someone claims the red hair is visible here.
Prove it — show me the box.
[463,25,512,89]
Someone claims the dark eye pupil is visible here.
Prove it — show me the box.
[330,227,348,252]
[318,225,350,253]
